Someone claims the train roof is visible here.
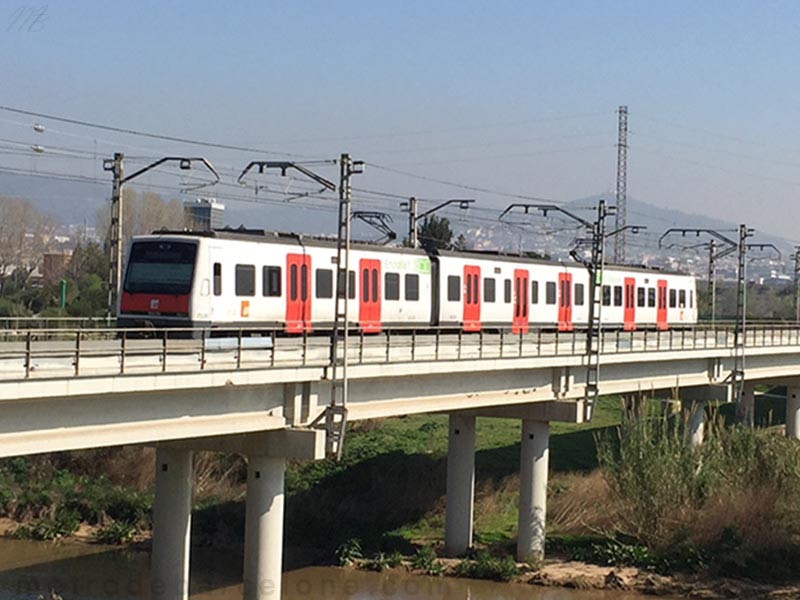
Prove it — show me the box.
[141,228,691,278]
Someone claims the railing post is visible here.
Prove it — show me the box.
[120,330,127,375]
[412,329,417,361]
[681,328,686,350]
[555,329,559,355]
[643,328,648,351]
[359,331,365,364]
[270,329,276,367]
[435,329,440,361]
[301,330,307,366]
[74,331,81,376]
[537,328,542,356]
[24,330,32,379]
[386,330,392,362]
[478,329,483,359]
[199,329,206,371]
[499,328,505,357]
[518,330,523,357]
[162,330,168,373]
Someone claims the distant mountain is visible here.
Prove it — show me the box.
[0,172,792,256]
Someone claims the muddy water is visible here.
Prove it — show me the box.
[0,539,659,600]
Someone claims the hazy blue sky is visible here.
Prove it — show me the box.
[3,1,800,240]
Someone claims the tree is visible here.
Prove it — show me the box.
[418,215,454,251]
[0,195,55,290]
[96,189,184,256]
[63,242,109,317]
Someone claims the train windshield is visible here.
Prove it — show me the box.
[124,241,197,295]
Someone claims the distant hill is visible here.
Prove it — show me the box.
[0,172,792,254]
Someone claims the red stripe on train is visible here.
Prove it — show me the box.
[120,292,190,314]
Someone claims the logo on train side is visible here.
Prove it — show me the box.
[417,259,431,274]
[241,301,250,318]
[150,299,160,310]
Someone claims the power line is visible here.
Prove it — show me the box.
[367,162,564,203]
[0,105,324,160]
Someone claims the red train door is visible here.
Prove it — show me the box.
[623,277,636,331]
[657,279,668,330]
[512,269,529,334]
[558,272,573,332]
[286,253,311,333]
[359,259,382,333]
[463,265,481,332]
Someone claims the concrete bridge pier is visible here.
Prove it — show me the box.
[151,447,194,600]
[154,428,324,600]
[517,419,549,562]
[736,382,756,427]
[244,456,286,600]
[787,384,800,439]
[686,401,705,448]
[444,414,476,557]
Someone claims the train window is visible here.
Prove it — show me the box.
[574,283,585,306]
[679,289,686,308]
[614,285,623,307]
[447,275,461,301]
[405,274,419,301]
[385,272,400,301]
[602,285,611,306]
[690,291,694,308]
[316,269,333,299]
[362,270,369,303]
[213,263,222,296]
[504,279,512,303]
[465,274,472,304]
[669,288,676,308]
[235,264,255,297]
[647,288,656,308]
[263,266,281,297]
[300,265,308,301]
[637,287,646,308]
[336,270,356,299]
[545,282,556,305]
[484,277,496,303]
[531,280,539,304]
[290,265,298,301]
[372,269,378,302]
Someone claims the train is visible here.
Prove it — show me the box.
[117,230,698,334]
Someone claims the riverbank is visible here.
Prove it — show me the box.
[2,394,800,598]
[355,558,800,599]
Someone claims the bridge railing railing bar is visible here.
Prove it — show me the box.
[3,322,800,381]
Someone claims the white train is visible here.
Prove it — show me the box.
[118,230,698,333]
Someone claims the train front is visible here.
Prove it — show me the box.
[117,236,199,332]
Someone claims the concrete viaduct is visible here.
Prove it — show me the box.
[2,324,800,599]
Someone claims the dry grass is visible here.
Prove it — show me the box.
[548,471,619,535]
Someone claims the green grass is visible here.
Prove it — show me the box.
[285,396,624,553]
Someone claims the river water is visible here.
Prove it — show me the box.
[0,539,662,600]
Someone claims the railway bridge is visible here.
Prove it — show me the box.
[2,321,800,600]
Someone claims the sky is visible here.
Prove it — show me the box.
[2,0,800,242]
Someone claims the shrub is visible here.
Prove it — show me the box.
[453,550,519,582]
[13,510,80,541]
[95,520,137,545]
[335,538,363,566]
[410,545,444,576]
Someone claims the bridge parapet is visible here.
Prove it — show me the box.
[2,323,800,383]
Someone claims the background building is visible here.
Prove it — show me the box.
[183,198,225,232]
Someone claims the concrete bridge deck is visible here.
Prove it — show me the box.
[3,322,800,600]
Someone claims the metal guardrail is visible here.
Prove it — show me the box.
[0,317,114,331]
[1,323,800,382]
